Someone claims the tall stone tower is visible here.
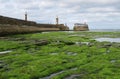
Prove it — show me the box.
[56,16,59,25]
[25,12,27,21]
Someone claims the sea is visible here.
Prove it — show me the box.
[89,29,120,32]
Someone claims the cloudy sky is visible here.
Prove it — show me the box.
[0,0,120,29]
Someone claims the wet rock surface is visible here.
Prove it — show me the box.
[18,39,49,46]
[61,41,75,45]
[110,60,116,63]
[40,68,77,79]
[33,40,49,46]
[0,61,7,70]
[65,74,81,79]
[103,43,112,47]
[11,37,26,41]
[0,32,120,79]
[75,42,90,46]
[112,42,120,48]
[0,37,9,40]
[50,53,58,55]
[0,61,4,69]
[66,52,77,56]
[40,71,64,79]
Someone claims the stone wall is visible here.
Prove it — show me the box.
[0,16,36,26]
[0,24,60,35]
[36,24,59,28]
[0,15,69,35]
[58,24,69,31]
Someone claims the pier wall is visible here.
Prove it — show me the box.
[0,15,69,35]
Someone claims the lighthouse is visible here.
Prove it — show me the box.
[56,16,59,25]
[25,12,27,21]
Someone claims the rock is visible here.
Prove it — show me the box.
[59,40,75,45]
[65,74,81,79]
[0,61,5,69]
[100,43,112,48]
[88,43,94,47]
[110,60,116,63]
[0,37,9,40]
[75,42,81,45]
[13,38,26,41]
[87,54,91,57]
[112,43,120,48]
[67,52,77,56]
[104,43,112,47]
[50,53,58,55]
[76,42,91,46]
[34,40,49,46]
[64,41,75,45]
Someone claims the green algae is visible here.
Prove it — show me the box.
[0,31,120,79]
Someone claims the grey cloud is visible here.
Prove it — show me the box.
[0,0,120,29]
[10,0,32,3]
[0,0,10,3]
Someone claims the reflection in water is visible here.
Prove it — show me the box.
[95,38,120,42]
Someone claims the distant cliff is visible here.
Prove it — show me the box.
[73,23,89,31]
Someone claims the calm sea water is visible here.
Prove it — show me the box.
[95,38,120,42]
[67,29,120,32]
[89,29,120,32]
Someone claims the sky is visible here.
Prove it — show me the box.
[0,0,120,29]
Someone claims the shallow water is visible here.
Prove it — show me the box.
[66,52,77,56]
[50,53,58,55]
[0,50,12,54]
[40,68,77,79]
[95,38,120,42]
[110,60,116,63]
[90,29,120,32]
[40,71,64,79]
[75,42,89,44]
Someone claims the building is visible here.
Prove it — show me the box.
[73,23,89,31]
[55,16,69,31]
